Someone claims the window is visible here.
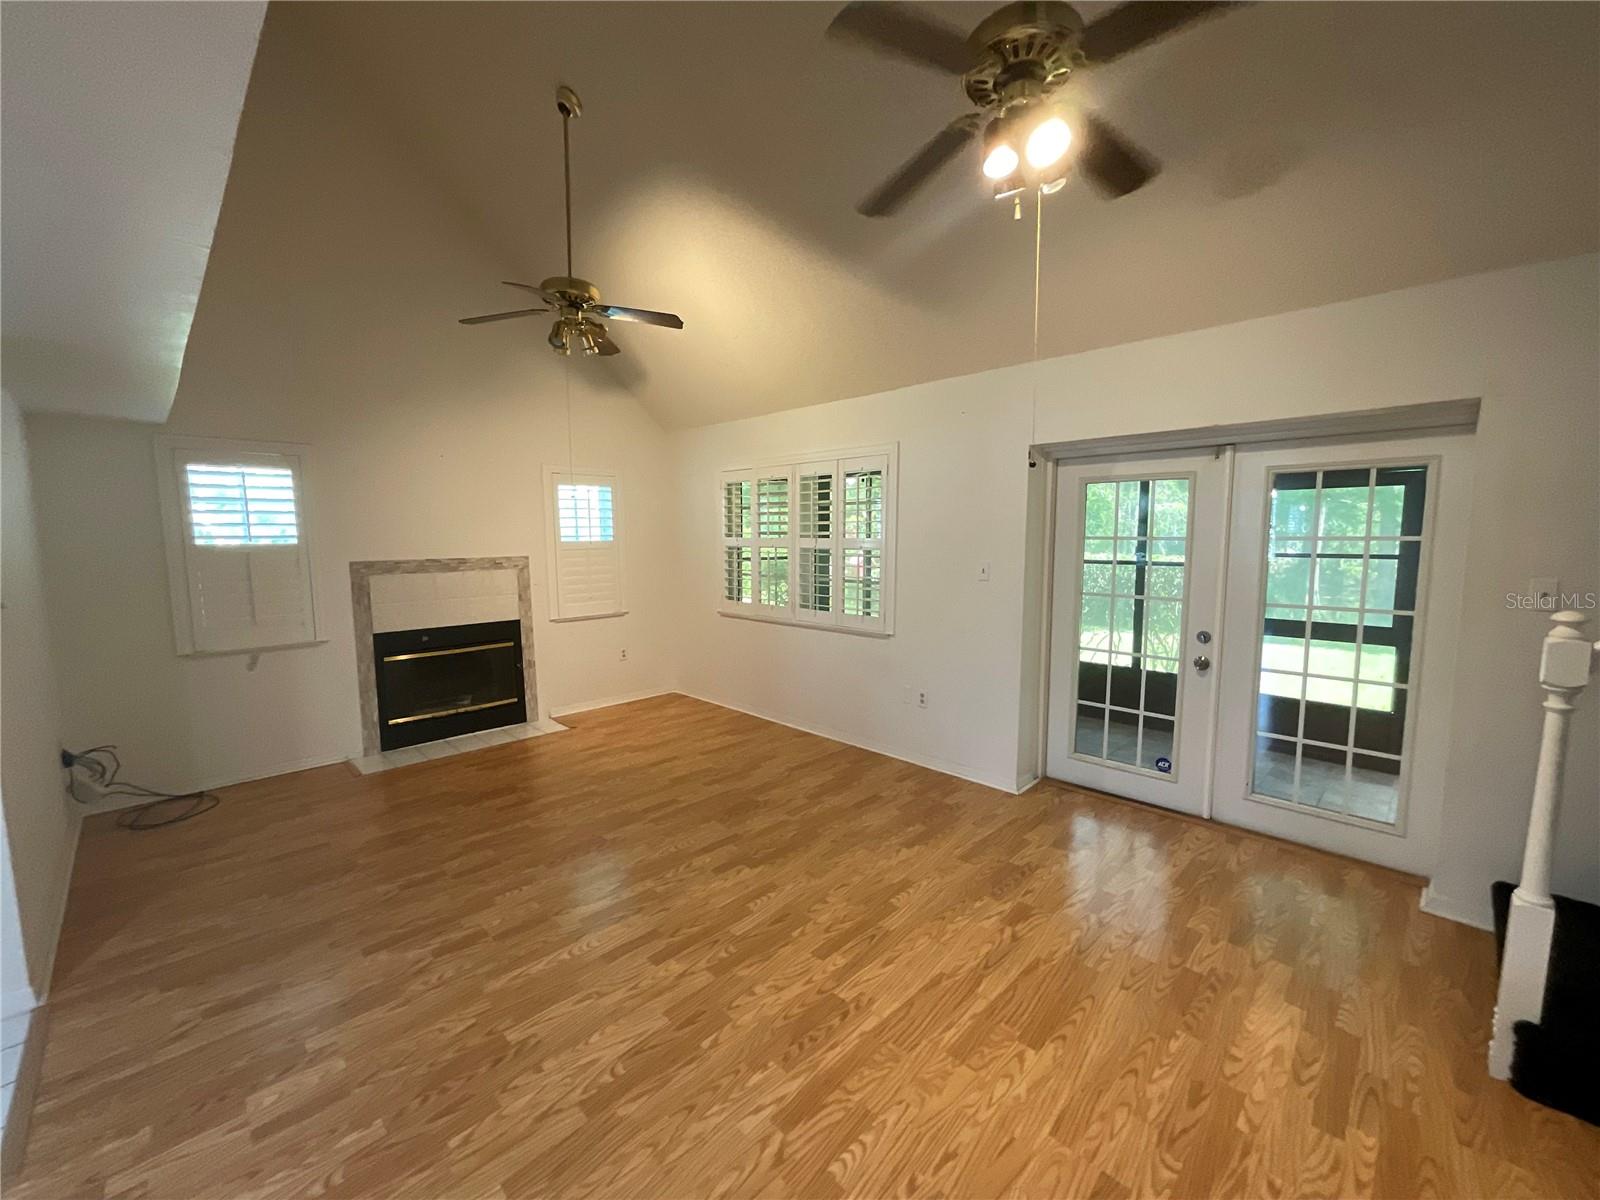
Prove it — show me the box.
[1073,476,1189,775]
[1249,464,1429,826]
[157,437,320,655]
[545,468,624,620]
[718,447,894,634]
[184,462,300,545]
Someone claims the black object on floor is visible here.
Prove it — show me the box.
[1492,879,1513,968]
[1509,893,1600,1126]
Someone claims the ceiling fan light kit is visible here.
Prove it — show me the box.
[457,85,683,357]
[828,0,1236,215]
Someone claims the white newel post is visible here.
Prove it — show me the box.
[1488,610,1597,1079]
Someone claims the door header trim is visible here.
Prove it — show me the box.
[1035,397,1479,463]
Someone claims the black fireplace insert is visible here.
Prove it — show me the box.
[374,619,526,750]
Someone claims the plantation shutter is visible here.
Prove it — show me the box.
[838,454,888,633]
[548,471,624,619]
[753,467,795,617]
[720,471,755,610]
[171,447,317,653]
[715,447,895,633]
[795,461,838,625]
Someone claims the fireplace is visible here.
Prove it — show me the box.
[374,619,527,750]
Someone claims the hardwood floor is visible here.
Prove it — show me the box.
[13,695,1597,1198]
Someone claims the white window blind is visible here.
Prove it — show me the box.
[546,469,625,620]
[184,463,299,545]
[718,446,894,634]
[158,439,320,655]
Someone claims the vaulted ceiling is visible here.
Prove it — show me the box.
[1,1,265,422]
[69,1,1600,430]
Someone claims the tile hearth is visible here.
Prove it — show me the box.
[350,717,567,775]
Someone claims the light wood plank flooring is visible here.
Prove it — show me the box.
[12,695,1598,1198]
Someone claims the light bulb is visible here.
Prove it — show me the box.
[1025,117,1072,169]
[982,142,1019,180]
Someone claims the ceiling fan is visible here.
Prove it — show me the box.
[459,85,683,357]
[827,1,1236,215]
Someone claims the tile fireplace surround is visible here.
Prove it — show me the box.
[349,557,540,758]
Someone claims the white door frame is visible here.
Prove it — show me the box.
[1043,450,1231,815]
[1032,403,1478,868]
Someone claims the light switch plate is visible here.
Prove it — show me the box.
[976,561,991,583]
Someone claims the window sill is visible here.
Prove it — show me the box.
[716,609,892,639]
[549,610,629,624]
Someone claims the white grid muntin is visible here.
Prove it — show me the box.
[1242,456,1440,834]
[1068,473,1196,783]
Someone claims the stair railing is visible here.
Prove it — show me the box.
[1489,609,1597,1079]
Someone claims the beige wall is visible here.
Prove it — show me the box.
[673,255,1599,927]
[0,392,78,1010]
[24,2,679,794]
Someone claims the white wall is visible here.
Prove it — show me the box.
[0,392,78,1011]
[22,6,678,795]
[673,255,1599,926]
[673,375,1039,790]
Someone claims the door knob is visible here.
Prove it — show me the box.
[1193,654,1212,672]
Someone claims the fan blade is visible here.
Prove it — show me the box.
[825,2,970,74]
[595,330,622,356]
[1080,2,1235,63]
[858,115,980,217]
[1078,114,1157,198]
[459,306,550,325]
[593,304,684,329]
[502,280,561,304]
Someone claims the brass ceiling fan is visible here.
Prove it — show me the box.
[459,85,683,356]
[827,1,1237,215]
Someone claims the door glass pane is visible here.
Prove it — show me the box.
[1249,464,1428,825]
[1074,476,1189,777]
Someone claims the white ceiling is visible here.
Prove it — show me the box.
[29,2,1593,430]
[1,0,265,421]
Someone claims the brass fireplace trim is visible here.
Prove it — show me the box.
[381,640,516,664]
[385,696,520,727]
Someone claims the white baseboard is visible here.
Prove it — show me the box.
[1420,882,1495,931]
[70,750,354,810]
[677,690,1021,794]
[548,688,676,719]
[17,800,82,1009]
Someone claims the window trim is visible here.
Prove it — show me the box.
[155,434,324,657]
[716,443,896,637]
[543,465,627,623]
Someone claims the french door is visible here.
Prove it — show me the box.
[1045,450,1230,815]
[1045,432,1471,872]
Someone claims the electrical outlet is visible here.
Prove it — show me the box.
[619,648,628,661]
[917,689,929,709]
